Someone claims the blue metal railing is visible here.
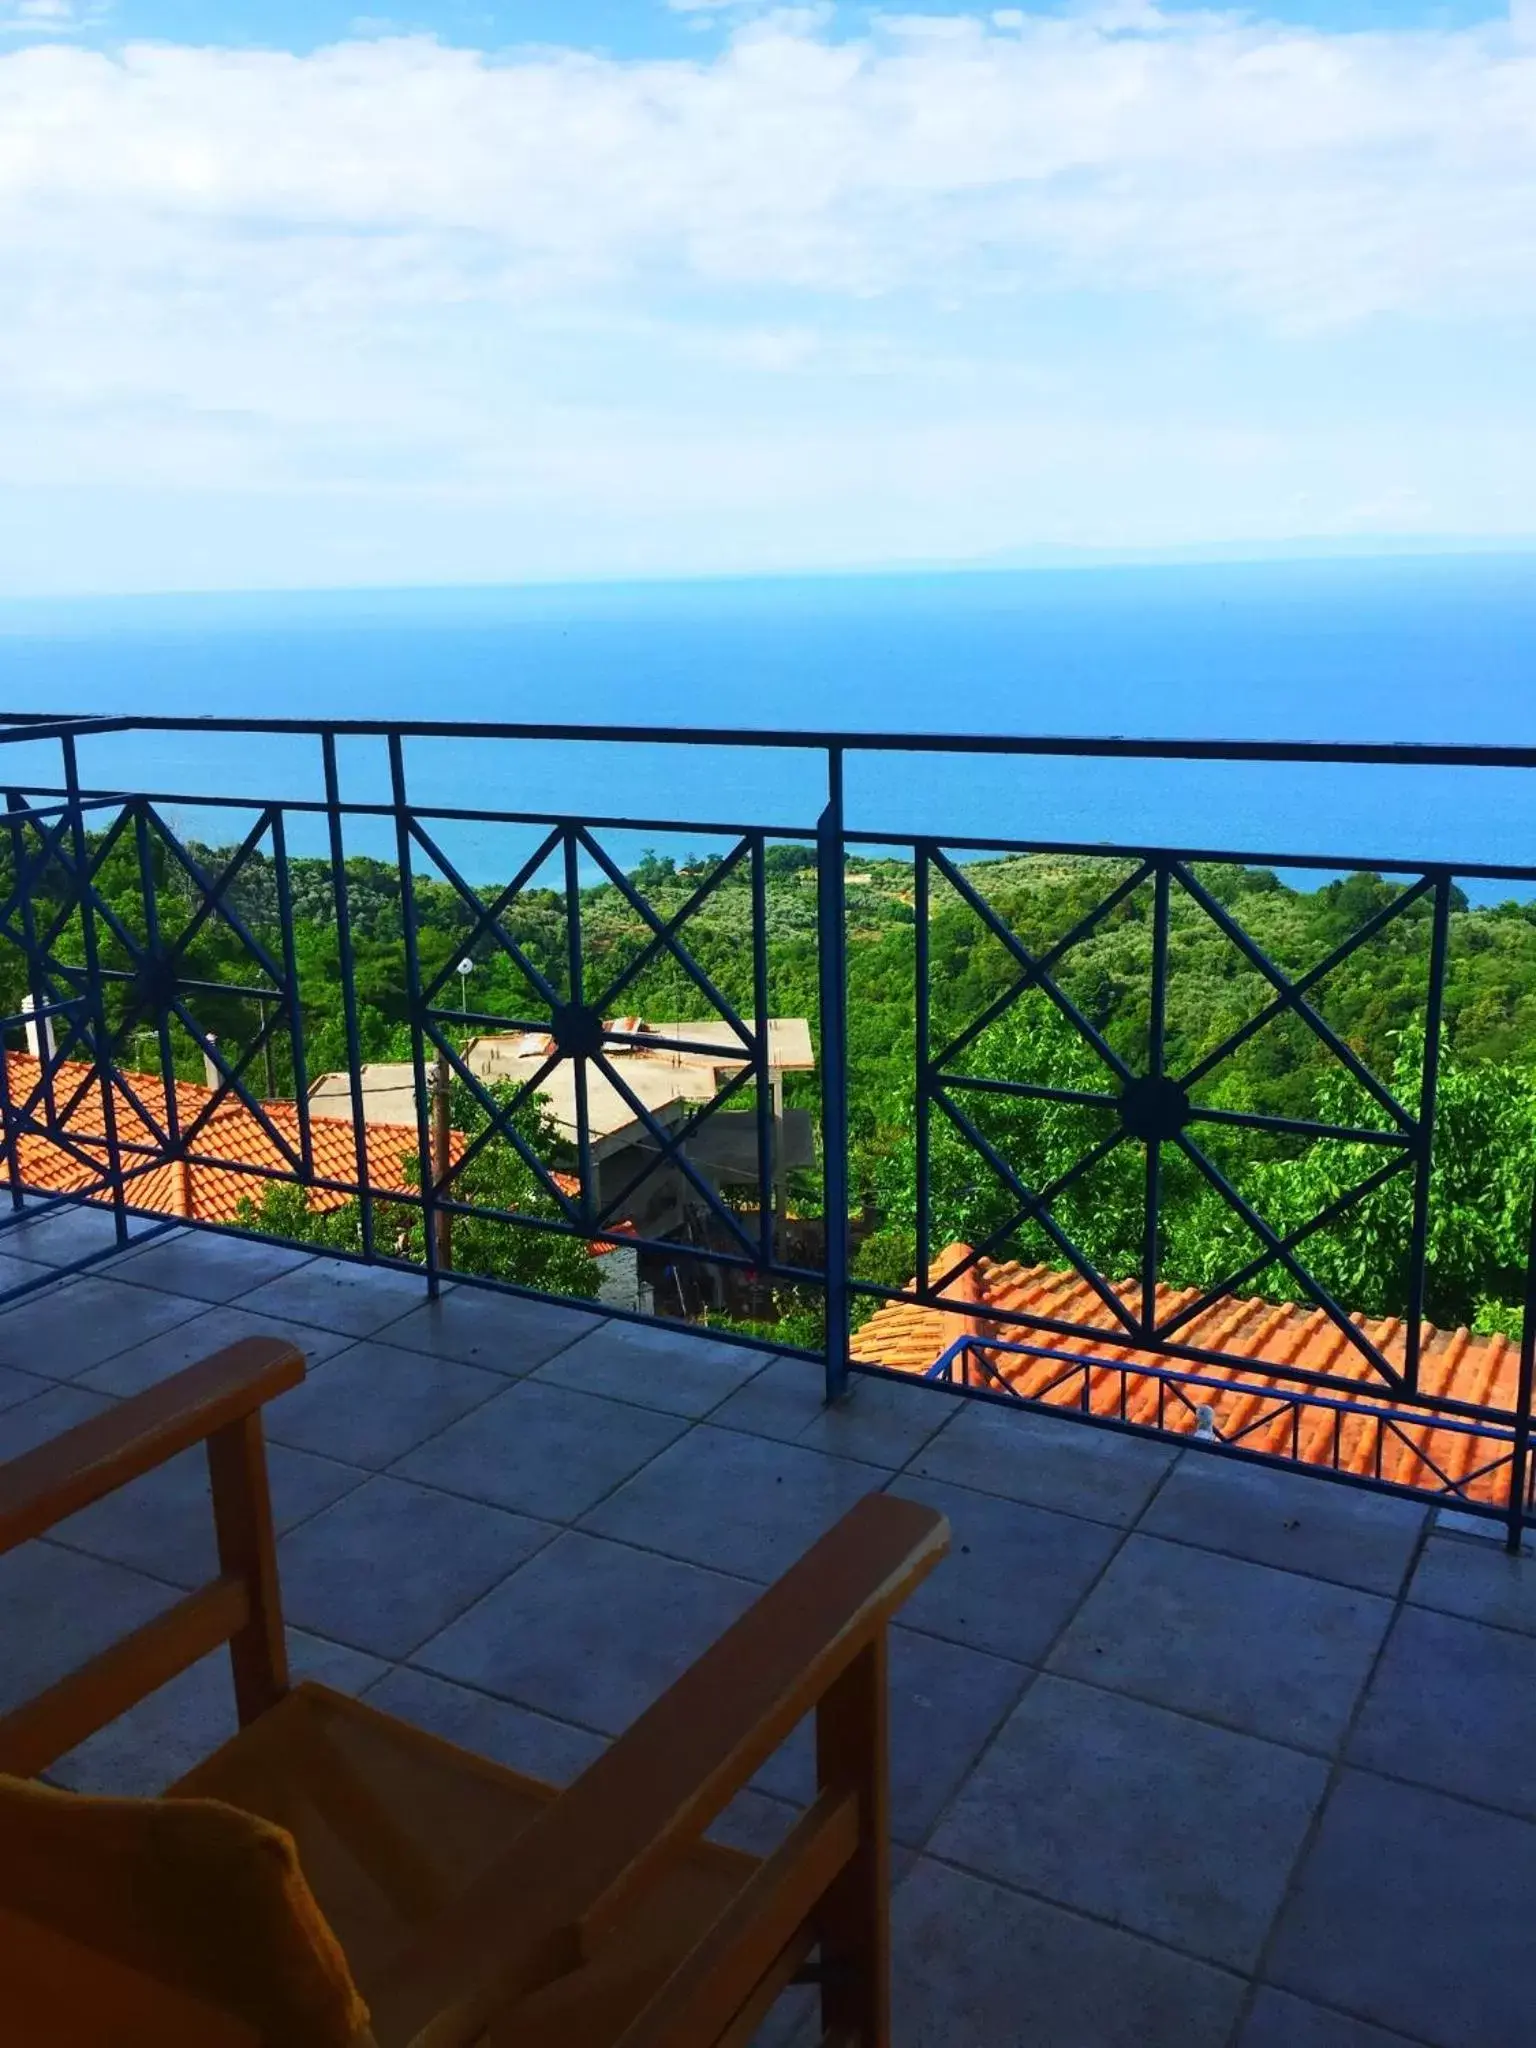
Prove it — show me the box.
[1,711,1534,1547]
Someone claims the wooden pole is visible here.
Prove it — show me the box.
[433,1042,453,1272]
[772,1068,788,1264]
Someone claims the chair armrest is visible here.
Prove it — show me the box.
[0,1337,304,1554]
[382,1491,949,2048]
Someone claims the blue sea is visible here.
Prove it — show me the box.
[2,554,1534,897]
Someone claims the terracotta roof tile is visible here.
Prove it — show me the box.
[4,1054,628,1256]
[852,1242,1519,1507]
[5,1052,424,1226]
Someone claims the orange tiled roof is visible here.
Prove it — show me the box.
[852,1244,1520,1505]
[5,1052,424,1226]
[5,1054,629,1255]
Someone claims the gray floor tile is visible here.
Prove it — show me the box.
[393,1379,688,1521]
[911,1400,1177,1526]
[1142,1453,1427,1597]
[1348,1603,1536,1821]
[0,1250,56,1296]
[380,1284,600,1373]
[47,1630,386,1796]
[108,1231,314,1303]
[263,1339,506,1470]
[709,1787,802,1859]
[752,1625,1029,1849]
[51,1440,368,1587]
[277,1474,555,1658]
[1049,1534,1393,1752]
[0,1541,179,1712]
[1408,1532,1536,1638]
[795,1371,955,1468]
[1267,1769,1536,2048]
[0,1359,54,1413]
[232,1255,437,1337]
[535,1316,770,1418]
[0,1203,160,1268]
[932,1675,1328,1970]
[1238,1988,1429,2048]
[890,1858,1246,2048]
[0,1273,207,1378]
[582,1424,885,1582]
[76,1301,354,1395]
[414,1529,756,1733]
[0,1382,117,1461]
[709,1355,953,1469]
[361,1665,607,1783]
[886,1473,1121,1665]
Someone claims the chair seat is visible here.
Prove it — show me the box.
[170,1682,759,2047]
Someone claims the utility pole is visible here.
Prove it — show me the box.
[432,1041,453,1272]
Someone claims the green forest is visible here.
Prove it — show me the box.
[5,818,1536,1341]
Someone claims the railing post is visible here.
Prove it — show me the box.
[321,733,376,1262]
[61,736,129,1249]
[388,733,441,1299]
[818,747,849,1403]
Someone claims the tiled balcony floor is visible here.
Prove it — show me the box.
[4,1213,1536,2046]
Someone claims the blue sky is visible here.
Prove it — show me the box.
[1,0,1534,594]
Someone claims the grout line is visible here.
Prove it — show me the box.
[1223,1500,1438,2047]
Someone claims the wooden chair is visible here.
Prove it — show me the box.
[0,1336,948,2047]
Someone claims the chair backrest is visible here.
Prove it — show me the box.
[0,1770,370,2048]
[0,1338,302,1777]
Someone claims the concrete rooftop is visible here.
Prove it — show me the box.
[3,1207,1535,2048]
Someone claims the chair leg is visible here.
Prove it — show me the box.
[814,1632,890,2047]
[207,1412,289,1725]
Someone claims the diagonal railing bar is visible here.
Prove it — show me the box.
[144,804,286,990]
[591,1055,761,1248]
[1172,861,1418,1132]
[1187,1104,1412,1148]
[423,1023,581,1223]
[917,1120,1135,1304]
[936,1073,1121,1112]
[1177,871,1436,1094]
[0,1051,135,1186]
[23,806,135,968]
[1173,1129,1405,1388]
[588,1044,760,1259]
[1152,1151,1411,1345]
[0,805,77,944]
[932,1081,1139,1335]
[45,1011,173,1155]
[167,999,303,1173]
[269,808,312,1184]
[590,835,753,1021]
[928,846,1136,1086]
[578,828,754,1050]
[930,857,1153,1076]
[409,815,564,1013]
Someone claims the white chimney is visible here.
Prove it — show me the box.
[202,1035,221,1091]
[21,993,54,1064]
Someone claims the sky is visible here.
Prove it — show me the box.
[1,0,1535,595]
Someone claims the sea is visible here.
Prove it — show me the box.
[2,553,1534,900]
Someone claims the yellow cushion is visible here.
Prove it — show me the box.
[0,1770,370,2048]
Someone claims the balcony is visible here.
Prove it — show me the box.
[2,1212,1534,2046]
[4,714,1536,2043]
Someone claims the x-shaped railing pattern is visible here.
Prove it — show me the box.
[915,842,1451,1396]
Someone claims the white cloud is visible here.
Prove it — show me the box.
[0,5,1534,585]
[0,0,100,33]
